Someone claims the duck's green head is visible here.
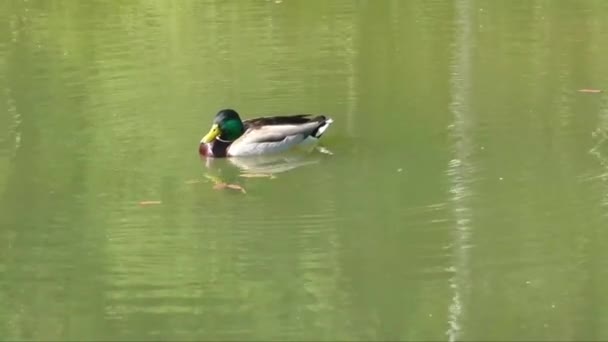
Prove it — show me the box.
[201,109,245,143]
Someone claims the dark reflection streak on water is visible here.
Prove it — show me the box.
[343,5,358,138]
[5,88,21,158]
[1,23,21,160]
[446,1,474,341]
[587,90,608,338]
[590,99,608,210]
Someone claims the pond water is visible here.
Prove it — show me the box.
[1,0,608,340]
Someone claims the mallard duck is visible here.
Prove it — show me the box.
[199,109,334,157]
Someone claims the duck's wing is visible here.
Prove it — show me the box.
[227,115,330,156]
[243,114,317,127]
[241,115,329,143]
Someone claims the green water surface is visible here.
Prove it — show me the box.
[1,0,608,340]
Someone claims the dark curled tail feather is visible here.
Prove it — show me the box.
[310,115,333,138]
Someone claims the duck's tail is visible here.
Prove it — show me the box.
[311,117,334,139]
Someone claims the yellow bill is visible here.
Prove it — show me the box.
[201,124,221,143]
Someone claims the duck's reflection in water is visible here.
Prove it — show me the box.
[200,148,331,191]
